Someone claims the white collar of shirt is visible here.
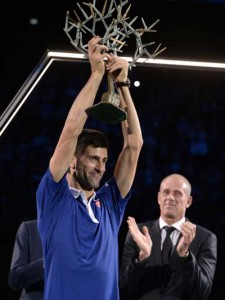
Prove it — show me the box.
[69,186,99,224]
[159,216,185,231]
[159,216,185,248]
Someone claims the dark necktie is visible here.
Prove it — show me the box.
[161,226,176,289]
[162,226,175,265]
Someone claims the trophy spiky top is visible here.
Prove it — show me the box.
[64,0,166,68]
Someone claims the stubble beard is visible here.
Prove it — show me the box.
[73,171,101,191]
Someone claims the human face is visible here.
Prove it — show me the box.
[74,145,108,191]
[157,176,192,224]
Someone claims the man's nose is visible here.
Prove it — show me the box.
[96,161,105,172]
[168,192,175,199]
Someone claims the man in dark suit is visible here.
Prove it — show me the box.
[119,174,217,300]
[8,220,44,300]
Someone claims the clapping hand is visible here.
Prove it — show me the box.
[177,221,196,257]
[127,216,152,261]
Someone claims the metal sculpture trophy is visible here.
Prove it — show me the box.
[64,0,166,124]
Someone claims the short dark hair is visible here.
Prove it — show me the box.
[75,128,109,156]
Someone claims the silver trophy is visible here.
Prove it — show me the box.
[64,0,166,124]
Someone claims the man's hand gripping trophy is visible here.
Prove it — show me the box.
[64,0,166,124]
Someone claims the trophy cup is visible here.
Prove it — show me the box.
[64,0,166,124]
[86,72,127,124]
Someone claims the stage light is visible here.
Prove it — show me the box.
[1,51,225,136]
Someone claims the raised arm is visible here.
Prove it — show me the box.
[50,37,110,182]
[106,55,143,198]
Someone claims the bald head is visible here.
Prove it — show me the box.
[160,174,192,196]
[158,174,192,223]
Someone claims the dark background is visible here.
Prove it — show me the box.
[1,0,225,299]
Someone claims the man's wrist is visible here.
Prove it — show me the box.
[134,256,148,265]
[114,78,131,88]
[178,250,190,258]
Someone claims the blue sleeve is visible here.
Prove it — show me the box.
[36,167,68,219]
[97,177,131,227]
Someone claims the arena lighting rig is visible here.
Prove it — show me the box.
[1,51,225,137]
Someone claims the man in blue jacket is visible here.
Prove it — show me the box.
[36,36,143,300]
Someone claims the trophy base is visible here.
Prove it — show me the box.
[85,102,127,125]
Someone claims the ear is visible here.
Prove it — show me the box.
[186,196,192,208]
[157,192,161,205]
[70,157,77,170]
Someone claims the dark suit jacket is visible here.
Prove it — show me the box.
[119,218,217,300]
[8,220,44,300]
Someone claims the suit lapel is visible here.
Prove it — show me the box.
[148,219,163,266]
